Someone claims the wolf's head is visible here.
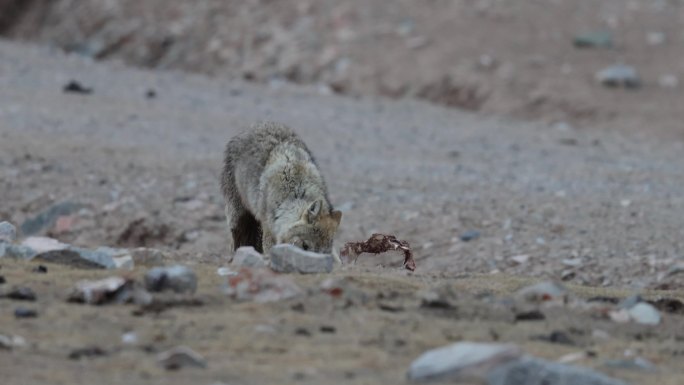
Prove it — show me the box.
[277,200,342,253]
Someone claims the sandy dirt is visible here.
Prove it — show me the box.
[0,26,683,385]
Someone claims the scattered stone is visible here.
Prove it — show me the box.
[0,221,16,243]
[144,265,197,294]
[232,246,267,268]
[0,275,5,284]
[603,357,657,372]
[658,74,679,89]
[0,334,27,350]
[596,65,640,89]
[509,254,529,265]
[407,342,522,382]
[488,356,627,385]
[94,247,135,269]
[20,201,83,236]
[216,267,237,276]
[68,276,138,305]
[608,309,631,324]
[31,265,48,273]
[420,286,458,309]
[646,31,665,46]
[157,346,207,370]
[68,346,107,360]
[515,310,546,321]
[121,331,138,345]
[14,307,38,318]
[320,325,336,333]
[270,244,334,274]
[295,327,311,337]
[531,330,574,345]
[34,248,105,269]
[627,302,661,325]
[224,268,302,303]
[63,80,93,95]
[21,236,68,253]
[516,281,567,303]
[574,31,613,49]
[4,286,36,301]
[460,230,481,242]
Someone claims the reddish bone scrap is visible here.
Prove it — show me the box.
[340,233,416,271]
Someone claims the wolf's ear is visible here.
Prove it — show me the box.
[331,210,342,226]
[306,200,322,222]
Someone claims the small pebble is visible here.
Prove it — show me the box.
[460,230,481,242]
[31,265,48,274]
[14,307,38,318]
[6,286,36,301]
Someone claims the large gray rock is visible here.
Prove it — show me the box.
[144,265,197,294]
[0,244,37,260]
[20,201,83,236]
[487,356,627,385]
[33,245,133,270]
[407,342,522,382]
[0,221,16,243]
[232,246,267,268]
[269,244,334,274]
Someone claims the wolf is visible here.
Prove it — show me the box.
[221,121,342,254]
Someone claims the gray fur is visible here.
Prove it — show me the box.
[221,122,342,253]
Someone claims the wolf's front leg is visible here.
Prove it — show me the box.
[261,228,276,254]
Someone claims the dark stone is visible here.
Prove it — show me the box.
[460,230,480,242]
[68,346,107,360]
[63,81,93,95]
[531,330,574,345]
[14,307,37,318]
[5,286,36,301]
[31,265,48,274]
[515,310,546,321]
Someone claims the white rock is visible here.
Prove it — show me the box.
[21,236,68,253]
[627,302,661,325]
[269,244,334,274]
[232,246,267,268]
[121,332,138,345]
[112,255,134,270]
[510,255,530,265]
[407,342,522,382]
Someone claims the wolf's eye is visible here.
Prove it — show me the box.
[302,242,310,251]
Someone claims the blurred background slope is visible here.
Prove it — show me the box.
[1,0,682,137]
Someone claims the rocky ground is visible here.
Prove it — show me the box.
[1,40,684,385]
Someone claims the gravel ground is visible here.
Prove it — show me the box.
[0,41,684,384]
